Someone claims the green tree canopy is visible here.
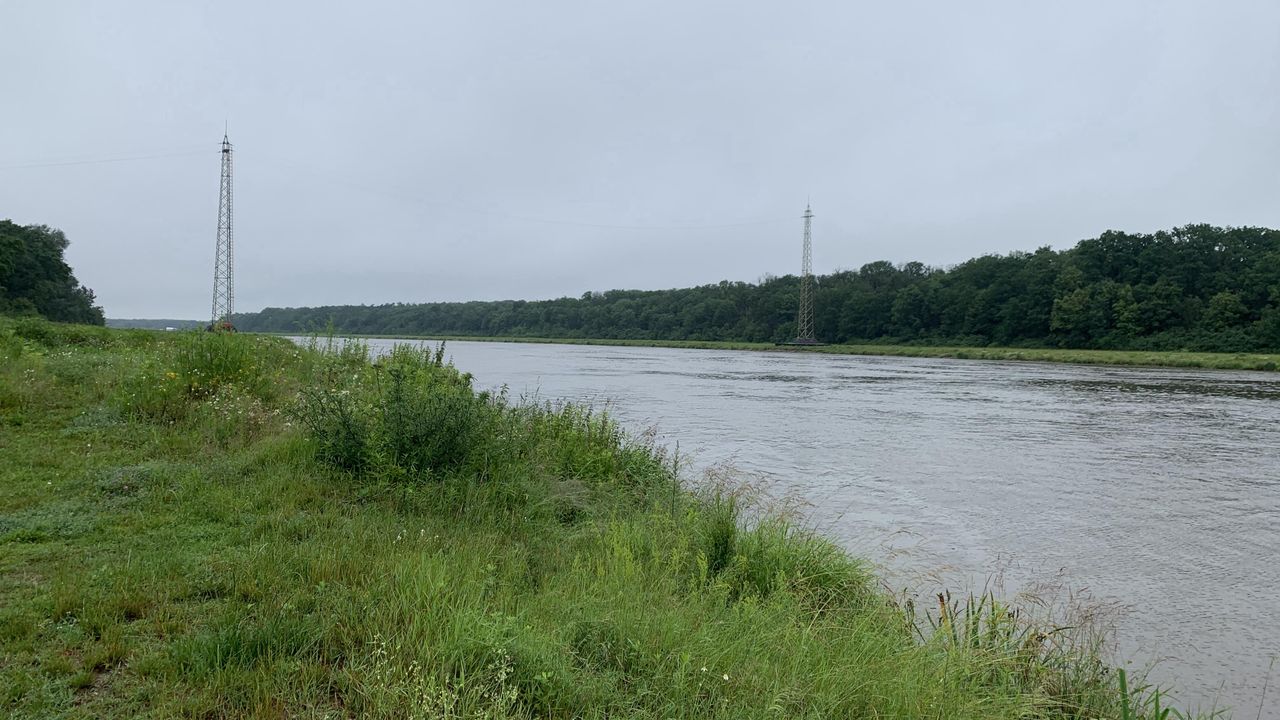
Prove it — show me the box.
[0,220,105,325]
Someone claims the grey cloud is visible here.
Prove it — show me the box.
[3,0,1278,318]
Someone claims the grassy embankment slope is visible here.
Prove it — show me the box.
[290,332,1280,372]
[1,317,1206,718]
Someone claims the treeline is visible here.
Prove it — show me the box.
[0,220,104,325]
[236,224,1280,352]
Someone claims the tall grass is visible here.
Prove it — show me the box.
[112,330,300,424]
[0,317,1227,718]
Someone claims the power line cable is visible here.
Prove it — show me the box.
[0,145,214,170]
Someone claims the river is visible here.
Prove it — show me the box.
[358,338,1279,717]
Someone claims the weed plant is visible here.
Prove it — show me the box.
[0,317,1230,719]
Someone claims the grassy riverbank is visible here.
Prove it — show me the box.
[2,317,1215,718]
[282,333,1280,372]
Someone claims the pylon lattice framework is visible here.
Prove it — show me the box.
[794,203,816,343]
[210,134,234,325]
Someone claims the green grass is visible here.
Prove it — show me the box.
[299,333,1280,372]
[0,317,1225,718]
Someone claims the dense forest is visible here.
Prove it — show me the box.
[236,224,1280,353]
[0,220,104,325]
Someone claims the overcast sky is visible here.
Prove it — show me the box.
[3,1,1279,319]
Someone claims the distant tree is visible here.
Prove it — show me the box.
[0,220,104,325]
[890,285,929,335]
[1204,291,1248,331]
[1110,284,1141,339]
[1255,291,1280,350]
[1051,287,1101,347]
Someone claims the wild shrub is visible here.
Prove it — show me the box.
[293,342,493,479]
[376,344,488,475]
[293,377,373,473]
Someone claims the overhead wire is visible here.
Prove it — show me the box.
[0,144,215,170]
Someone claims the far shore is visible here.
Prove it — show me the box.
[266,331,1280,372]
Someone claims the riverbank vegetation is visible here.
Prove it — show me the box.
[307,333,1280,372]
[236,224,1280,354]
[1,317,1221,718]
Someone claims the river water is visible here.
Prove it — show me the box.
[359,338,1279,717]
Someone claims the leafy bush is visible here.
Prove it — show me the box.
[294,380,374,472]
[291,343,677,508]
[293,342,493,479]
[377,344,487,475]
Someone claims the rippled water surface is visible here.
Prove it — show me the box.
[360,338,1280,716]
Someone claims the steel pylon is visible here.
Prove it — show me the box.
[794,203,816,343]
[210,134,234,327]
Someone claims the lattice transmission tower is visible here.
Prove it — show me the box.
[793,203,817,344]
[210,133,235,328]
